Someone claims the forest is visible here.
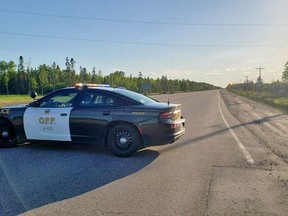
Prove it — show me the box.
[0,56,219,95]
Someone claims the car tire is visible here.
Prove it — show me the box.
[0,123,16,148]
[107,124,141,157]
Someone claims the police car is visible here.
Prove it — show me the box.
[0,84,185,157]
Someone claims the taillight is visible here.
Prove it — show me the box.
[160,110,181,119]
[160,112,173,119]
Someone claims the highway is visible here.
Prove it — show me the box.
[1,90,287,215]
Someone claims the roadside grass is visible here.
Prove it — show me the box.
[231,90,288,113]
[0,95,34,107]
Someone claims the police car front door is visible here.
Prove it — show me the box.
[23,89,78,142]
[24,107,73,141]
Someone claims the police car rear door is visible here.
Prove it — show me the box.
[69,90,115,144]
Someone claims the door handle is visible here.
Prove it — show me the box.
[60,113,68,116]
[102,111,110,115]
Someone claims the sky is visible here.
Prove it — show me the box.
[1,0,288,87]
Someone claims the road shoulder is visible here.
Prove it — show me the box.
[206,90,288,215]
[220,90,288,162]
[207,166,288,216]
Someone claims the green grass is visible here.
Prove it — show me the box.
[0,95,35,107]
[231,90,288,113]
[273,98,288,107]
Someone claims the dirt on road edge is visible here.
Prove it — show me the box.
[220,89,288,163]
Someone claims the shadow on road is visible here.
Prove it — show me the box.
[0,143,159,216]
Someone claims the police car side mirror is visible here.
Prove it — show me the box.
[30,91,37,99]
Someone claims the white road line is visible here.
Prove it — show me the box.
[218,92,255,164]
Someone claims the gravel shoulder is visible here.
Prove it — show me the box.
[220,89,288,163]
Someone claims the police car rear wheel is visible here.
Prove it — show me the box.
[0,124,16,148]
[107,124,141,157]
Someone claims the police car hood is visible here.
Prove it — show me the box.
[3,104,28,109]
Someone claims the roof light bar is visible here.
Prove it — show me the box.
[75,83,111,89]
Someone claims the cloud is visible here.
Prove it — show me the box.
[241,67,253,70]
[225,68,238,71]
[205,72,223,76]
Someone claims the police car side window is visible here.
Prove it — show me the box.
[39,92,77,108]
[79,92,115,107]
[79,93,93,105]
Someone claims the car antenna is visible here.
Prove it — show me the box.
[167,59,172,106]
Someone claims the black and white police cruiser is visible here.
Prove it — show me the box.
[0,84,185,157]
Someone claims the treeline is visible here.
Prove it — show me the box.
[0,56,219,95]
[227,81,288,97]
[227,61,288,97]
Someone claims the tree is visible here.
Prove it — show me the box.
[79,66,90,83]
[112,71,125,86]
[91,67,97,83]
[282,61,288,82]
[0,61,7,94]
[137,71,144,92]
[65,57,70,71]
[2,72,9,94]
[39,64,48,95]
[64,57,76,86]
[50,62,61,89]
[8,61,17,94]
[30,77,38,91]
[97,70,104,83]
[70,58,76,71]
[160,75,169,93]
[17,56,27,94]
[18,56,25,72]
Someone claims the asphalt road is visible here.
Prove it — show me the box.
[1,90,287,216]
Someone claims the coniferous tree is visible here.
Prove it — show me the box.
[17,56,27,94]
[282,61,288,82]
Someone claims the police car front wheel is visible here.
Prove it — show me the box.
[107,124,141,157]
[0,123,16,148]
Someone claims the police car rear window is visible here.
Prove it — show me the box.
[115,89,156,104]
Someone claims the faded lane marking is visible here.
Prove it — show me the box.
[218,92,255,164]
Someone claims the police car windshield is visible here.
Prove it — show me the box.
[116,89,156,104]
